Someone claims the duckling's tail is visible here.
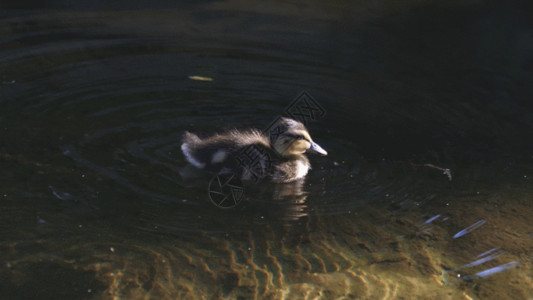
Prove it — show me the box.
[181,132,205,168]
[182,131,201,144]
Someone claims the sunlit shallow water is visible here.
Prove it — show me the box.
[1,1,532,299]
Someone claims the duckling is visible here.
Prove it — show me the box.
[181,118,327,182]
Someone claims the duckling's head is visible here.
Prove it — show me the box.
[269,118,328,157]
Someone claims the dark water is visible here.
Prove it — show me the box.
[1,1,532,299]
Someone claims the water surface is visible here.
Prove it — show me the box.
[1,1,532,299]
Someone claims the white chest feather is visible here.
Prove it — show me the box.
[295,160,309,179]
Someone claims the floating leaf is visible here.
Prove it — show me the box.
[188,75,213,82]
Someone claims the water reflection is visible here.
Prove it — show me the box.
[246,179,310,223]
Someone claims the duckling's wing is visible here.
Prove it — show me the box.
[181,130,277,179]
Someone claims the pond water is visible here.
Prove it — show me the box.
[1,1,532,299]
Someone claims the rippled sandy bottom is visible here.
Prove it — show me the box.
[3,181,530,300]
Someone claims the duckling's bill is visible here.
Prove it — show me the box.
[307,141,327,156]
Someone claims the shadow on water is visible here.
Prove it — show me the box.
[1,0,532,299]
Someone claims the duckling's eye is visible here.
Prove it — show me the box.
[295,135,305,140]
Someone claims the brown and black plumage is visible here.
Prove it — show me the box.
[181,118,327,182]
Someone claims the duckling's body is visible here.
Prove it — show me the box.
[181,118,327,182]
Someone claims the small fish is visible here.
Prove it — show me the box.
[461,261,520,280]
[475,247,499,258]
[460,252,502,269]
[424,214,441,224]
[48,185,73,201]
[453,219,486,239]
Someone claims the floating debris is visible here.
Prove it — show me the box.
[188,75,213,82]
[409,162,452,181]
[453,219,486,239]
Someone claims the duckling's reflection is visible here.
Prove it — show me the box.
[244,179,309,224]
[178,166,313,225]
